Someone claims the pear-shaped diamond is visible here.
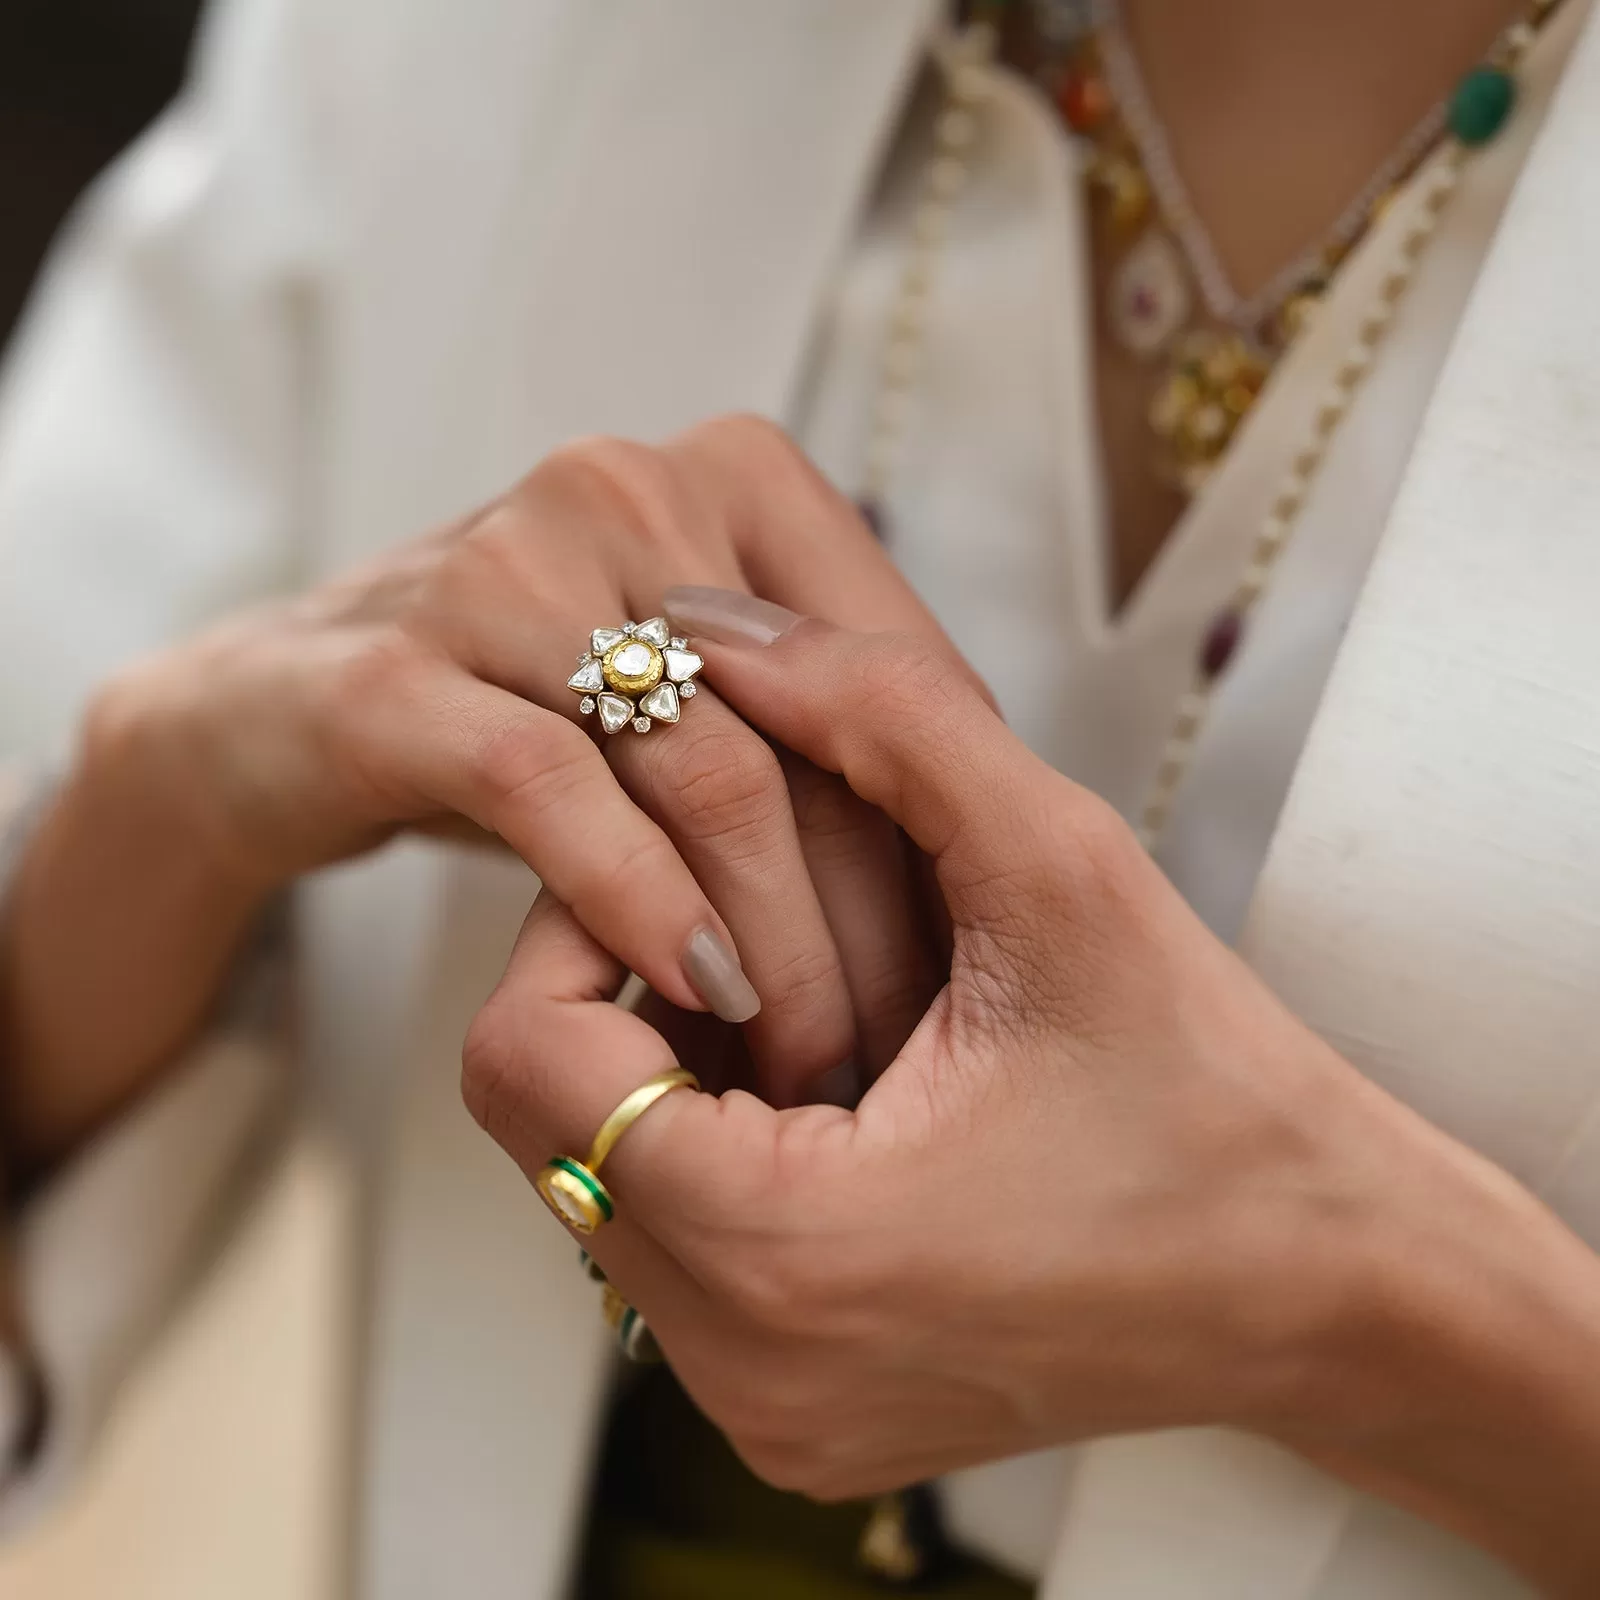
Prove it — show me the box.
[597,693,635,734]
[663,648,703,683]
[591,627,628,655]
[634,616,670,647]
[640,682,680,723]
[568,658,604,694]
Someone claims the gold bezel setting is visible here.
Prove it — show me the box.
[567,617,703,734]
[535,1157,614,1235]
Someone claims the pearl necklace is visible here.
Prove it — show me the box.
[855,1,1561,857]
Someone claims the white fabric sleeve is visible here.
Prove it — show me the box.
[0,770,288,1531]
[0,0,336,1530]
[0,0,335,750]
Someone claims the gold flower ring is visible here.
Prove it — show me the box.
[566,616,705,736]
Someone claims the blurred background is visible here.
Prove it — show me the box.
[0,2,202,352]
[0,21,353,1600]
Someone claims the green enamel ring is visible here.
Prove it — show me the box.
[617,1304,663,1365]
[535,1156,615,1235]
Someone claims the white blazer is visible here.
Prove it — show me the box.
[0,2,1598,1596]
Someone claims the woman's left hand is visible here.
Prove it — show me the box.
[463,597,1600,1598]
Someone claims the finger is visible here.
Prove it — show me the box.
[459,894,720,1360]
[657,594,1061,895]
[607,689,855,1106]
[452,582,867,1105]
[779,753,937,1083]
[461,892,796,1270]
[346,651,752,1018]
[662,416,1000,710]
[423,502,862,1083]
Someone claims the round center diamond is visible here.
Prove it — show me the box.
[602,637,665,695]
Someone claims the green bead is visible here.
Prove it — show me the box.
[1449,66,1516,146]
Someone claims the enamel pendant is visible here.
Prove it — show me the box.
[1110,229,1191,357]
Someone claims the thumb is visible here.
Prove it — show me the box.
[663,586,1058,901]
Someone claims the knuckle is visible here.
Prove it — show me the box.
[719,1228,850,1337]
[676,413,840,515]
[322,628,423,723]
[443,499,535,584]
[460,999,520,1141]
[655,723,788,845]
[1044,778,1143,909]
[685,412,805,472]
[854,633,967,728]
[529,434,685,547]
[414,528,532,643]
[722,1236,812,1330]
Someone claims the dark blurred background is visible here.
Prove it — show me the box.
[0,0,202,348]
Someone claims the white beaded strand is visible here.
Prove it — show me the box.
[859,26,999,524]
[1133,138,1471,852]
[860,10,1550,858]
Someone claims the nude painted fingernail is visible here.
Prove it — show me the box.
[663,585,802,648]
[682,925,762,1022]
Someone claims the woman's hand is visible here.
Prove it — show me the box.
[1,421,956,1169]
[464,596,1600,1598]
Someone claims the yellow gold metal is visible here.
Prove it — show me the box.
[586,1067,700,1174]
[601,1283,629,1331]
[601,637,665,697]
[534,1068,698,1234]
[534,1157,614,1235]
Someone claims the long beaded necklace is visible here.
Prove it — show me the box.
[852,0,1564,864]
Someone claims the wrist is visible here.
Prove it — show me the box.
[1272,1088,1600,1594]
[80,654,288,903]
[0,670,278,1170]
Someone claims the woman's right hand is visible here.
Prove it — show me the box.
[83,417,963,1102]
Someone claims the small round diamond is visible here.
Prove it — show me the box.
[633,716,652,733]
[579,696,596,715]
[623,621,639,634]
[679,680,697,699]
[670,636,687,650]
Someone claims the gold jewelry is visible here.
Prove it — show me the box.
[1136,0,1561,851]
[859,1,1562,853]
[567,616,704,735]
[598,1283,664,1363]
[586,1066,699,1171]
[534,1067,700,1234]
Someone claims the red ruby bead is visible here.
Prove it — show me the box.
[1058,69,1111,133]
[1200,609,1243,679]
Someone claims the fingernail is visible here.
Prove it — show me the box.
[663,585,802,648]
[681,925,762,1022]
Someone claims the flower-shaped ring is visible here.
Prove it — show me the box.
[566,616,704,735]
